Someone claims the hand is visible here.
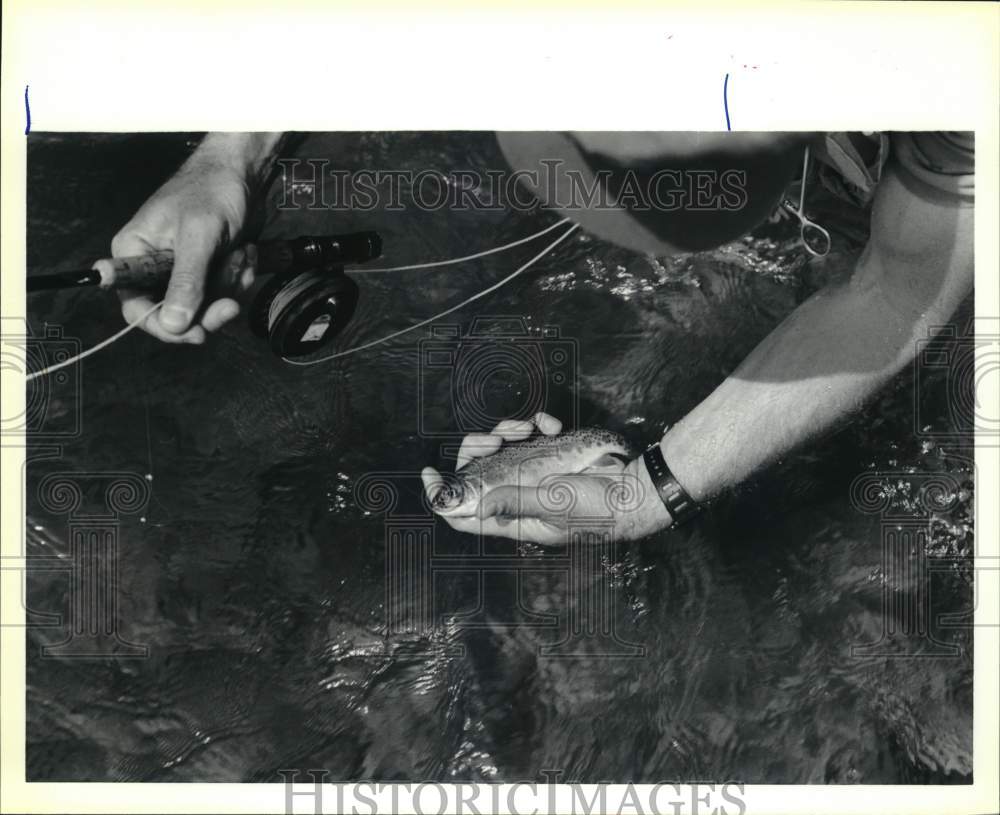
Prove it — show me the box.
[421,413,674,546]
[112,143,260,344]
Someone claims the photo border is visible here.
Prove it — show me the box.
[2,2,997,813]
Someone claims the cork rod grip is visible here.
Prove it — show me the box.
[92,251,176,290]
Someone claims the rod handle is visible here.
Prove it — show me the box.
[92,251,175,290]
[90,233,382,291]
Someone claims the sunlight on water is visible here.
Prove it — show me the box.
[23,132,973,783]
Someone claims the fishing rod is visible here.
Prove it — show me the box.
[27,232,382,357]
[24,218,578,380]
[26,233,382,293]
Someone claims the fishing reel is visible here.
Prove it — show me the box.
[27,231,382,359]
[246,233,381,357]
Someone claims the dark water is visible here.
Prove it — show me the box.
[24,133,974,783]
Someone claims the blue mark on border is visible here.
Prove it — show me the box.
[24,85,31,135]
[723,73,731,131]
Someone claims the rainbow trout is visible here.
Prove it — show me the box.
[430,428,631,518]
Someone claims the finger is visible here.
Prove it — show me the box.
[440,515,484,535]
[160,219,222,334]
[533,412,562,435]
[215,245,257,294]
[113,232,186,342]
[200,298,241,333]
[508,517,566,545]
[478,485,548,520]
[443,514,564,545]
[421,466,445,503]
[120,291,205,344]
[490,418,536,442]
[111,229,155,259]
[441,514,514,537]
[456,433,503,470]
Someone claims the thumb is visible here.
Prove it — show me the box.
[478,485,547,520]
[160,221,220,333]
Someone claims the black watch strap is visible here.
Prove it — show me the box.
[642,443,701,525]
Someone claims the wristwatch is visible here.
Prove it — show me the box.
[642,442,702,525]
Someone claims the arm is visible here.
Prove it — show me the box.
[113,132,285,343]
[433,159,973,545]
[658,159,974,503]
[191,132,286,180]
[423,146,973,546]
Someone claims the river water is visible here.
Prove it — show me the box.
[23,132,974,783]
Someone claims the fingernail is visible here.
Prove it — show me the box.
[161,305,192,332]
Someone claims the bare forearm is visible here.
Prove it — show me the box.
[185,132,285,187]
[662,275,941,500]
[660,164,973,503]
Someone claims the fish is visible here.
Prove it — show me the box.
[430,428,632,518]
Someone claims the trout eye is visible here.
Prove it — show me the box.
[431,478,464,509]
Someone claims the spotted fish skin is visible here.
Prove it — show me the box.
[430,429,631,518]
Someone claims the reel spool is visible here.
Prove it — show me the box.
[248,266,360,357]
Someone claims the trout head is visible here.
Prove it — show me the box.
[429,473,482,518]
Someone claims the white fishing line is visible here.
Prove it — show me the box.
[24,218,578,381]
[25,301,163,383]
[352,218,572,273]
[283,222,580,366]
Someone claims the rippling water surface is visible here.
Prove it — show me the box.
[24,133,973,783]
